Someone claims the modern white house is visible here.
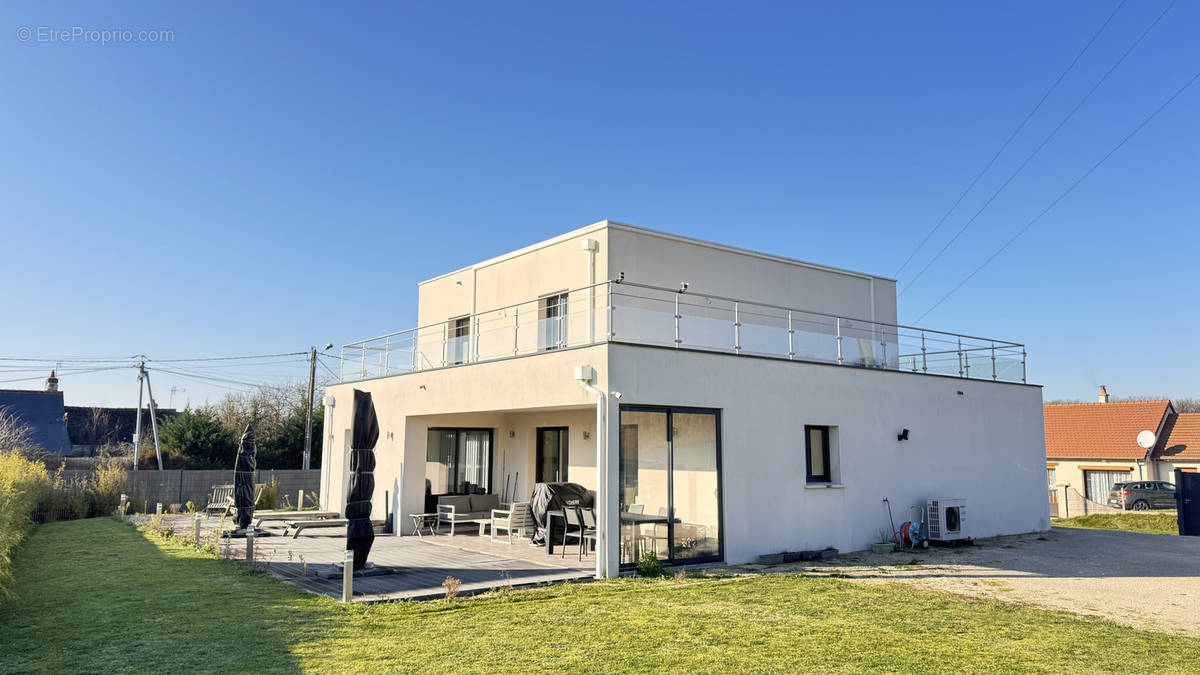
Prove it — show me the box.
[319,220,1048,579]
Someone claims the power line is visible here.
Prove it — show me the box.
[315,354,341,380]
[0,365,133,385]
[912,67,1200,324]
[893,0,1129,278]
[901,0,1178,295]
[148,351,307,363]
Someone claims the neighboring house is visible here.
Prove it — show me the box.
[320,220,1047,578]
[1044,389,1199,504]
[0,372,72,455]
[65,405,180,456]
[1149,412,1200,479]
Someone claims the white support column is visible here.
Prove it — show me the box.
[603,388,620,578]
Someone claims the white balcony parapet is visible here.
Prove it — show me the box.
[338,280,1027,385]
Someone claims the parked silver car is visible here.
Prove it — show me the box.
[1108,481,1177,510]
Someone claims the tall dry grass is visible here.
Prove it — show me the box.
[0,451,51,598]
[36,459,127,522]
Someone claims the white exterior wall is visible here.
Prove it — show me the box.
[606,225,896,325]
[318,345,607,533]
[608,344,1048,565]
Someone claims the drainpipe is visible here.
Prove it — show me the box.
[575,365,607,580]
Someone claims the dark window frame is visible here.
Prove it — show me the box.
[426,427,494,497]
[535,426,569,483]
[618,404,724,569]
[805,425,832,483]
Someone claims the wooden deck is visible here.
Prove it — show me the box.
[162,515,594,602]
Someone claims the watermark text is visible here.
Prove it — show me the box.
[16,26,175,45]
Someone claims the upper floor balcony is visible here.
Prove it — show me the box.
[339,280,1027,384]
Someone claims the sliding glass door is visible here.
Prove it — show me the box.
[618,406,722,567]
[425,428,493,511]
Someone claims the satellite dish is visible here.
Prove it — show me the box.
[1136,430,1156,450]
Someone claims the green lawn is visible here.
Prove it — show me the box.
[1053,512,1179,535]
[2,520,1198,673]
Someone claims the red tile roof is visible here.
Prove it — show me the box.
[1155,413,1200,461]
[1044,400,1171,459]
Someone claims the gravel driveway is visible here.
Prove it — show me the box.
[732,527,1200,636]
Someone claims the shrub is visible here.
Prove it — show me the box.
[636,551,664,578]
[442,575,461,602]
[0,451,51,598]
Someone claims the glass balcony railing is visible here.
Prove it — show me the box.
[339,280,1026,385]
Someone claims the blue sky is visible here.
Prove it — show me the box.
[2,1,1197,406]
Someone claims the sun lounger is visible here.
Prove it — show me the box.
[253,510,340,528]
[282,518,384,538]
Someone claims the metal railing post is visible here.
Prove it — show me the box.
[787,311,794,359]
[1022,347,1027,383]
[606,282,614,339]
[880,331,887,368]
[359,346,366,379]
[513,306,520,356]
[920,332,927,373]
[474,316,481,362]
[411,332,417,372]
[384,336,391,376]
[674,294,681,347]
[557,299,565,348]
[836,318,843,364]
[441,323,448,367]
[340,347,346,381]
[733,302,741,354]
[957,337,964,378]
[991,341,997,381]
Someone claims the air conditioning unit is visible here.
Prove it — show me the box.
[926,498,967,541]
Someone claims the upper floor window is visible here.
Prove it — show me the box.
[448,316,470,365]
[539,292,569,351]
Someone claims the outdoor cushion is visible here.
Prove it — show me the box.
[469,494,500,513]
[438,495,471,512]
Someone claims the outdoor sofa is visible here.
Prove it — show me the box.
[436,494,501,535]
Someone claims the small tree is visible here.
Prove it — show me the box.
[158,408,237,469]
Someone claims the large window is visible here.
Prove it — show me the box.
[805,425,832,483]
[538,292,569,350]
[426,429,493,509]
[1083,469,1129,502]
[619,406,722,567]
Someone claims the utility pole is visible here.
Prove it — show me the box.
[132,360,165,471]
[303,343,333,471]
[303,347,317,470]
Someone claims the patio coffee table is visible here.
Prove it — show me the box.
[409,513,438,537]
[469,518,493,536]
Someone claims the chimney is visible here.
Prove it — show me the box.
[1098,385,1110,403]
[45,370,59,392]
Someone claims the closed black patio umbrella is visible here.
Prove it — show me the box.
[346,389,378,570]
[233,424,256,531]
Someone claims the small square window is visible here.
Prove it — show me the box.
[805,425,831,483]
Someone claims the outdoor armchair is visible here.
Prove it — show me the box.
[489,501,534,544]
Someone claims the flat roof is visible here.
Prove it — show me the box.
[420,220,895,285]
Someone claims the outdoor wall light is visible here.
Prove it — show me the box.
[508,430,515,438]
[897,429,910,441]
[583,431,591,440]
